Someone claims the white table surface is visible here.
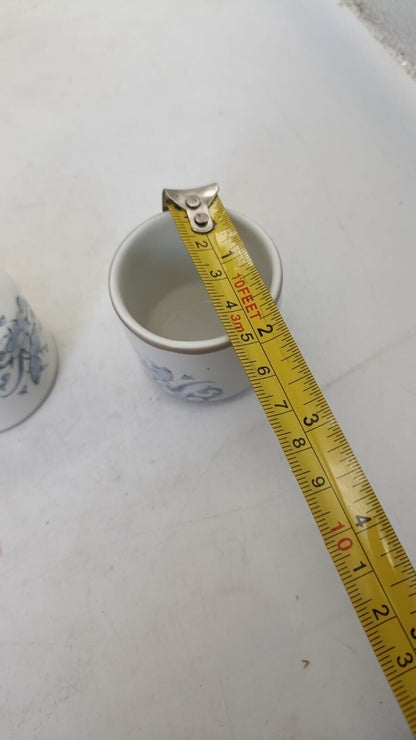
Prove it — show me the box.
[2,1,416,738]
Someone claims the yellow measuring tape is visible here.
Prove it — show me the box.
[163,183,416,734]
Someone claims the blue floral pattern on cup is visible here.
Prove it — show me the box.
[145,359,223,401]
[0,297,48,398]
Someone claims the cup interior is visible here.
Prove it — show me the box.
[109,210,282,353]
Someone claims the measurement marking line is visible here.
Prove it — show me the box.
[280,351,299,361]
[326,442,352,454]
[391,577,415,588]
[401,699,416,710]
[380,545,404,565]
[357,523,381,535]
[375,645,396,657]
[335,470,353,480]
[308,424,335,439]
[354,597,373,608]
[347,570,376,584]
[351,494,373,504]
[395,664,416,679]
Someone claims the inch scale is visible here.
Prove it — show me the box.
[163,183,416,735]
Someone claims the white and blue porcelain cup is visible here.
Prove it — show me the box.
[0,269,58,431]
[109,210,283,401]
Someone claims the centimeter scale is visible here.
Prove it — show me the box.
[163,183,416,735]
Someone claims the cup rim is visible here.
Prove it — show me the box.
[109,209,283,355]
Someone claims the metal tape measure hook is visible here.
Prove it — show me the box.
[162,183,219,233]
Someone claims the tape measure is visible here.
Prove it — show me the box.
[163,183,416,735]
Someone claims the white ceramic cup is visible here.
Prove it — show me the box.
[0,269,58,431]
[109,210,283,401]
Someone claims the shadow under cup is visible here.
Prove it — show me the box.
[109,210,283,401]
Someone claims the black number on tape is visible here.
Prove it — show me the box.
[293,438,306,449]
[397,652,414,669]
[372,604,390,621]
[258,324,273,337]
[304,413,319,427]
